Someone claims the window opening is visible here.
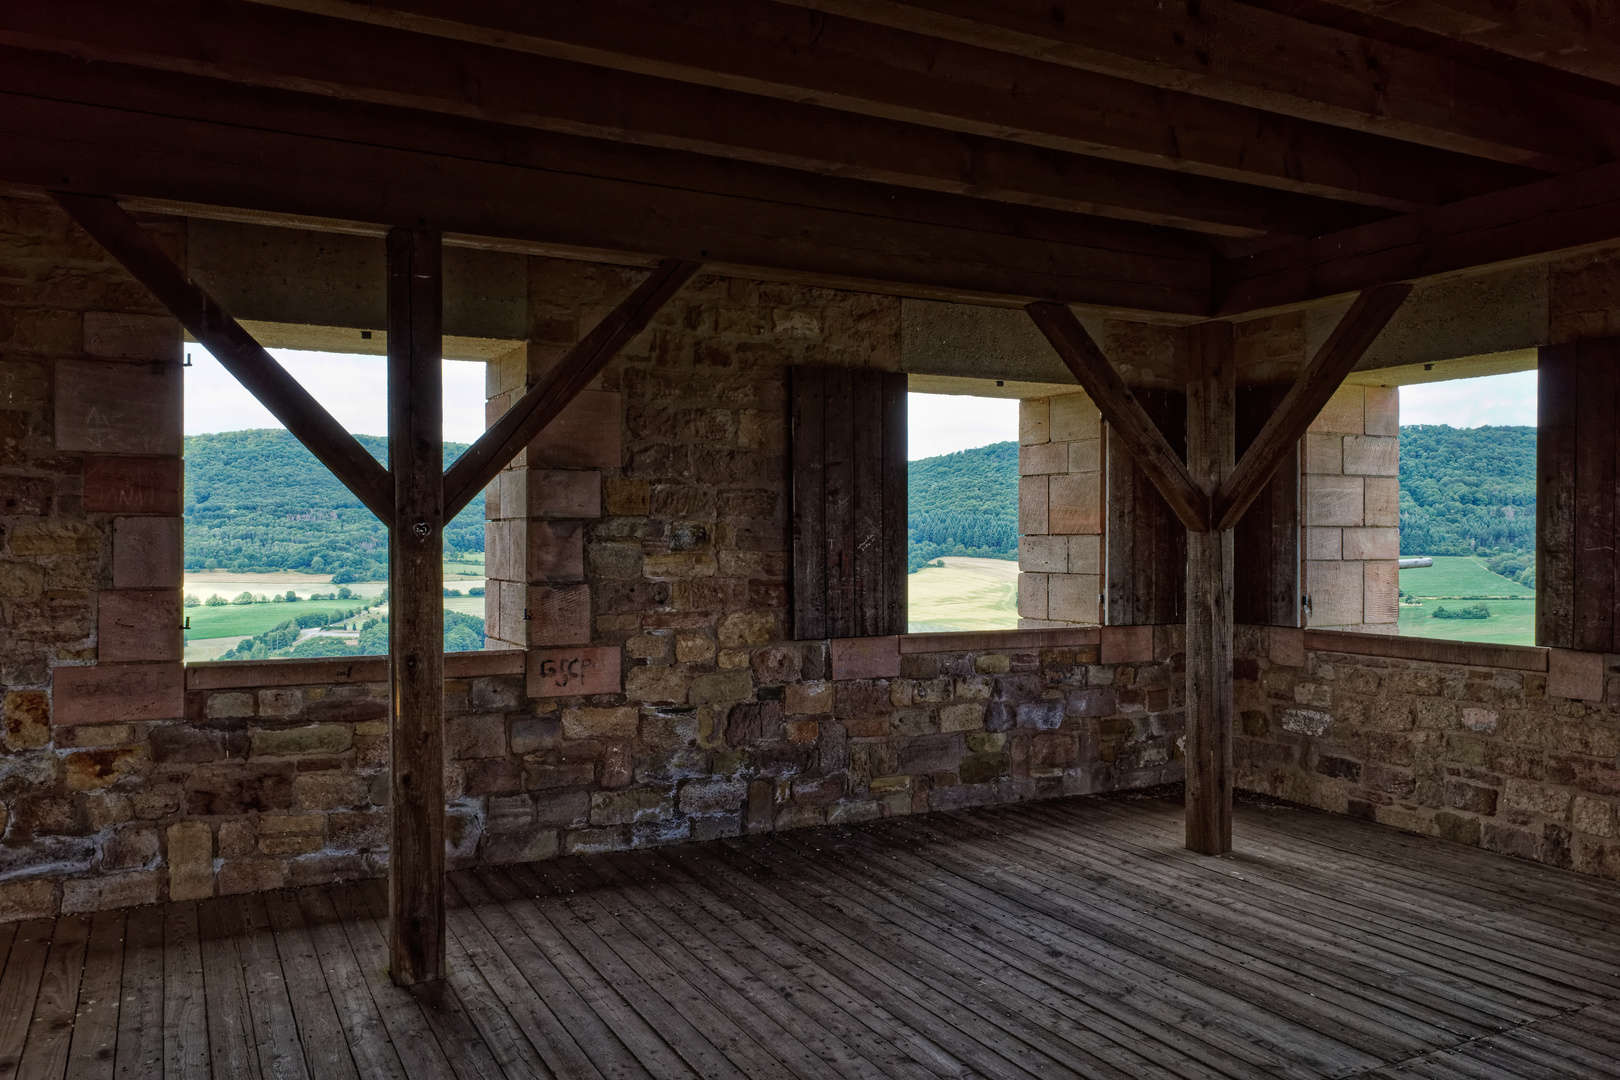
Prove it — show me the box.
[181,347,489,662]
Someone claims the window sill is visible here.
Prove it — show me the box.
[899,626,1101,655]
[185,647,525,690]
[1303,628,1548,672]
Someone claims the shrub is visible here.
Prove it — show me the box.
[1432,603,1490,620]
[231,591,255,605]
[183,594,200,608]
[205,595,226,606]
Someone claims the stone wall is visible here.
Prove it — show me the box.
[1017,393,1103,627]
[1303,384,1400,632]
[1234,629,1620,883]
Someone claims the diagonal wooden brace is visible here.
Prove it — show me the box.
[54,192,396,522]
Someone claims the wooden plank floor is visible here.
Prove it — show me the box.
[2,792,1619,1079]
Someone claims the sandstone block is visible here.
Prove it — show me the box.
[1017,476,1049,534]
[0,880,56,922]
[561,706,639,740]
[1549,649,1605,702]
[527,584,592,646]
[1304,433,1343,475]
[510,717,561,754]
[1019,535,1067,574]
[293,772,368,811]
[1305,560,1363,626]
[529,520,586,582]
[678,777,748,816]
[1068,438,1101,474]
[940,703,985,733]
[3,691,51,751]
[1304,527,1342,560]
[251,724,352,758]
[55,361,181,455]
[590,787,673,826]
[1019,441,1067,476]
[1017,573,1048,620]
[62,871,161,914]
[604,477,651,516]
[624,664,689,705]
[1280,709,1333,736]
[719,611,775,648]
[1363,478,1400,527]
[675,632,716,663]
[831,636,900,680]
[898,733,965,774]
[98,590,182,663]
[528,646,621,697]
[1068,534,1101,575]
[1573,796,1618,837]
[83,455,183,515]
[167,821,214,901]
[113,516,183,588]
[1048,574,1099,624]
[1363,559,1398,625]
[1049,392,1100,442]
[528,391,621,469]
[83,312,179,361]
[102,825,160,870]
[691,670,754,704]
[1019,398,1049,444]
[1306,476,1364,527]
[1342,435,1398,477]
[785,681,833,715]
[446,715,507,759]
[1100,625,1153,664]
[1048,473,1101,535]
[529,469,601,519]
[1268,627,1306,668]
[1362,386,1399,436]
[54,663,183,726]
[1308,387,1364,435]
[7,520,100,556]
[1503,779,1572,819]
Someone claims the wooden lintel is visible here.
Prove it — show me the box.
[52,192,396,522]
[1213,285,1412,531]
[442,258,700,518]
[1027,301,1209,532]
[386,226,446,987]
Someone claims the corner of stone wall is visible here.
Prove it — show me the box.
[1016,393,1102,627]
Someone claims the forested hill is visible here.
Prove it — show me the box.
[184,429,484,579]
[1399,424,1535,581]
[908,440,1018,571]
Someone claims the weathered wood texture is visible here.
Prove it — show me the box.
[386,227,446,986]
[1105,391,1187,626]
[790,366,907,639]
[1184,321,1236,856]
[443,258,698,517]
[49,192,394,521]
[1536,337,1620,651]
[3,795,1620,1078]
[1233,383,1301,627]
[1029,302,1208,531]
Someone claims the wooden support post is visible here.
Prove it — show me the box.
[386,227,445,985]
[1185,320,1236,856]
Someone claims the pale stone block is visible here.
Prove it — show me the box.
[99,590,182,663]
[1048,473,1101,535]
[83,312,180,362]
[1364,478,1401,528]
[1308,386,1365,435]
[1343,527,1399,561]
[1343,435,1399,476]
[1018,572,1048,620]
[1363,559,1398,625]
[1018,475,1049,534]
[1068,438,1101,474]
[830,636,900,680]
[55,361,181,455]
[1048,392,1100,442]
[1069,533,1101,575]
[1019,535,1067,574]
[1548,648,1605,702]
[1305,527,1342,560]
[1306,560,1363,626]
[1363,386,1399,436]
[1019,442,1067,476]
[1019,398,1049,445]
[1304,434,1343,475]
[1307,476,1364,527]
[1100,625,1153,664]
[484,518,523,581]
[113,517,182,589]
[1048,574,1100,624]
[167,821,214,901]
[527,584,592,645]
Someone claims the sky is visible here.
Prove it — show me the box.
[908,393,1019,459]
[1397,369,1536,427]
[183,346,489,443]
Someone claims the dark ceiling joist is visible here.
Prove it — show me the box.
[0,0,1386,240]
[0,65,1210,315]
[1217,157,1620,315]
[246,0,1542,211]
[772,0,1618,171]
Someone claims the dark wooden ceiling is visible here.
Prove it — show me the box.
[2,0,1617,317]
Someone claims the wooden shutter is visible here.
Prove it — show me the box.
[1105,389,1186,625]
[1233,383,1301,626]
[790,366,907,639]
[1538,339,1619,649]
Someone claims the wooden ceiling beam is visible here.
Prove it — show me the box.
[772,0,1619,171]
[0,57,1209,315]
[0,0,1386,240]
[1217,158,1620,315]
[243,0,1541,212]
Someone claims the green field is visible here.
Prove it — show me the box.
[185,598,380,640]
[1397,555,1534,645]
[907,557,1019,632]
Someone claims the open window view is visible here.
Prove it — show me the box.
[180,347,490,662]
[1394,370,1537,646]
[905,392,1019,632]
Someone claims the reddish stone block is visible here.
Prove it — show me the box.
[113,517,182,589]
[54,663,183,726]
[1047,472,1101,534]
[55,360,181,455]
[83,456,182,515]
[98,590,182,662]
[1549,649,1605,702]
[529,470,602,519]
[1100,625,1153,664]
[527,646,622,698]
[82,312,180,362]
[527,584,592,645]
[529,520,585,582]
[1268,627,1306,668]
[831,636,901,680]
[528,390,622,469]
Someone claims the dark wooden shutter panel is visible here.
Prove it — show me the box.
[1233,383,1301,626]
[1105,389,1186,625]
[791,366,907,639]
[1538,339,1620,650]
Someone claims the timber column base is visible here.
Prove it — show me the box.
[1184,527,1234,855]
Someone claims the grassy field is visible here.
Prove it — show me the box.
[908,556,1019,632]
[185,598,380,640]
[1397,555,1534,645]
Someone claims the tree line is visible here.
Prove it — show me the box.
[908,440,1018,572]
